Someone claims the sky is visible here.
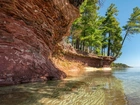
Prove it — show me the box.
[99,0,140,67]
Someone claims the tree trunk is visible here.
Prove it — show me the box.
[107,32,111,56]
[75,38,80,49]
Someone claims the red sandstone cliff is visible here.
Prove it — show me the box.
[0,0,83,86]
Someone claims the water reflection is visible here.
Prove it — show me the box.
[112,68,128,72]
[0,71,127,105]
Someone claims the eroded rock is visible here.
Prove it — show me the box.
[0,0,83,86]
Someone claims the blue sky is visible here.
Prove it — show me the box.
[99,0,140,67]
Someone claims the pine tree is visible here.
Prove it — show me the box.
[115,7,140,58]
[102,4,122,57]
[70,0,103,54]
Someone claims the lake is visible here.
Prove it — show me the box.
[0,68,140,105]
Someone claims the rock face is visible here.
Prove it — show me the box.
[64,52,115,68]
[0,0,82,86]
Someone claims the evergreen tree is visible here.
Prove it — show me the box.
[70,0,103,54]
[102,4,122,57]
[115,7,140,58]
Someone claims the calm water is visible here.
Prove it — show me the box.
[113,68,140,105]
[0,68,140,105]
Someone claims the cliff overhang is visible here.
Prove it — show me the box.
[0,0,84,86]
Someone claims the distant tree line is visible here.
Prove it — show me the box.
[111,63,131,68]
[67,0,140,59]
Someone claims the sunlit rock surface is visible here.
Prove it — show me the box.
[0,0,82,86]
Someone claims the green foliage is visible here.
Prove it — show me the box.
[69,1,140,60]
[101,4,122,57]
[115,7,140,58]
[70,2,123,57]
[70,0,104,54]
[123,7,140,35]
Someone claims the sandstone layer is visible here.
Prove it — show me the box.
[0,0,83,86]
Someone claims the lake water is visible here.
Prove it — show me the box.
[113,68,140,105]
[0,68,140,105]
